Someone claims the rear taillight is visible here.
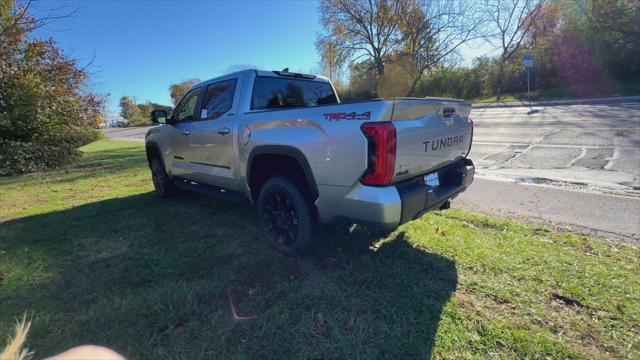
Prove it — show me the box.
[360,122,396,186]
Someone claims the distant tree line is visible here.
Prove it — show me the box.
[0,0,104,176]
[318,0,639,101]
[118,78,198,126]
[117,96,172,127]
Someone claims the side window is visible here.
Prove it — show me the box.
[173,88,201,122]
[201,79,237,120]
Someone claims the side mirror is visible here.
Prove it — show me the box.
[151,110,168,124]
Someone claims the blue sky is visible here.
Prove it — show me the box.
[30,0,492,112]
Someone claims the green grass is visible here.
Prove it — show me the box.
[1,140,639,359]
[472,79,640,103]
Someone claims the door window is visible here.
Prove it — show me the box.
[173,88,201,122]
[201,79,237,120]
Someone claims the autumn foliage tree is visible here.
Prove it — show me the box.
[169,78,200,105]
[118,95,172,126]
[528,0,639,93]
[0,0,104,175]
[317,0,484,97]
[118,96,141,120]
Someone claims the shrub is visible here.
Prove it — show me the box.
[0,3,104,176]
[128,116,152,127]
[0,127,102,176]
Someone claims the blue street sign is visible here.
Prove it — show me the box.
[524,53,534,68]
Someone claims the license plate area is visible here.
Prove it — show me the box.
[424,172,439,188]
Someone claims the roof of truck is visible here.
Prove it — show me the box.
[194,69,331,90]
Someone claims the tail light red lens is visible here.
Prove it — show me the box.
[360,122,396,186]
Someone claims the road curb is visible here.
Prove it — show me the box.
[472,96,640,109]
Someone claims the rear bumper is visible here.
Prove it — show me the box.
[316,158,475,230]
[395,158,475,226]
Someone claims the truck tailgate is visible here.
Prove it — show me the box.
[390,98,473,183]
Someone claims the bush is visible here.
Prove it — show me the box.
[412,52,533,100]
[128,116,152,127]
[0,127,102,176]
[1,5,104,176]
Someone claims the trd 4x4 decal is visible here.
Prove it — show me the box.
[323,111,371,121]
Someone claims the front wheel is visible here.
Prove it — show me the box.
[257,177,315,256]
[151,157,176,198]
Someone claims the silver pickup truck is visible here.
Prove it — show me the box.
[146,69,474,255]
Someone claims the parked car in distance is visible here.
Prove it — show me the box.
[146,69,475,255]
[106,118,129,128]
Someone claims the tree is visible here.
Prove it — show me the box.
[399,0,486,94]
[317,0,403,78]
[523,0,639,93]
[484,0,544,101]
[137,101,172,117]
[169,78,200,105]
[316,35,352,82]
[118,96,140,120]
[348,60,378,100]
[0,0,73,46]
[569,0,640,80]
[1,0,104,175]
[317,0,484,97]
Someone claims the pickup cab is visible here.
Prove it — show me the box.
[146,69,474,255]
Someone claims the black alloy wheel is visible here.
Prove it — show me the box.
[151,157,175,198]
[257,177,314,256]
[263,189,299,246]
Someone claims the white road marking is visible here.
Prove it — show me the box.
[568,147,588,167]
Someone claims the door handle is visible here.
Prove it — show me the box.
[182,130,190,136]
[217,127,230,135]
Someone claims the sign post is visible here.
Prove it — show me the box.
[523,53,535,113]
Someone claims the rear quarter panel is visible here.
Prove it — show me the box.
[238,101,393,188]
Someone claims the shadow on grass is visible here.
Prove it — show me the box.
[0,191,456,359]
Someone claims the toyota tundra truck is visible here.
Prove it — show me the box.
[146,69,474,255]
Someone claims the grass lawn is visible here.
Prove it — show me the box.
[472,79,640,103]
[1,140,638,359]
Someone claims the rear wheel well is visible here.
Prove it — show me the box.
[248,153,316,204]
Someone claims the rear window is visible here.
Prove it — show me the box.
[251,77,337,110]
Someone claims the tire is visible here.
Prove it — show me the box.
[257,177,315,256]
[150,157,176,198]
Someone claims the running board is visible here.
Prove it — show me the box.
[173,177,247,203]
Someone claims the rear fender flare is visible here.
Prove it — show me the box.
[246,145,319,200]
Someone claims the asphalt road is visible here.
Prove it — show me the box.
[460,98,640,241]
[468,98,640,195]
[103,97,640,241]
[454,178,639,241]
[102,126,149,142]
